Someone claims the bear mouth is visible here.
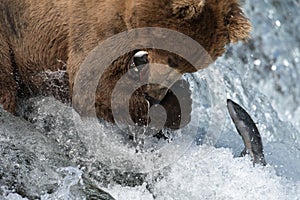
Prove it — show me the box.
[144,92,161,105]
[143,85,169,105]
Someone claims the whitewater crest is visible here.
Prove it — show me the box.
[1,0,300,199]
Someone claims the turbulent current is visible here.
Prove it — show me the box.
[1,0,300,199]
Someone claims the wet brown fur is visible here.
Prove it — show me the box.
[0,0,251,129]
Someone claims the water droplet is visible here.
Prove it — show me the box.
[283,59,290,67]
[275,20,281,27]
[253,59,261,66]
[271,65,277,71]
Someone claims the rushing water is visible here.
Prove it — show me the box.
[1,0,300,199]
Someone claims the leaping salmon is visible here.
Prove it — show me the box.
[227,99,267,166]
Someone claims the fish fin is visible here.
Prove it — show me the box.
[253,155,267,166]
[240,147,248,157]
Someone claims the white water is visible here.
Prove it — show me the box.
[1,0,300,199]
[108,146,300,200]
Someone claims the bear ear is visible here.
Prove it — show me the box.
[223,2,252,43]
[172,0,205,20]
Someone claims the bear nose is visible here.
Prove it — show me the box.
[168,57,179,68]
[144,85,169,104]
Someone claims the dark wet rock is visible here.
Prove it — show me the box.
[0,106,114,199]
[82,174,116,200]
[0,106,70,198]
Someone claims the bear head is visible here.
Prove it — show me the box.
[75,0,251,133]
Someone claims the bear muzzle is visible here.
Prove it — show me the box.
[127,50,184,104]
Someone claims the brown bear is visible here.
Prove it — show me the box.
[0,0,251,131]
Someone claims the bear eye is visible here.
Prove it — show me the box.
[129,51,149,71]
[133,51,148,68]
[128,51,149,80]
